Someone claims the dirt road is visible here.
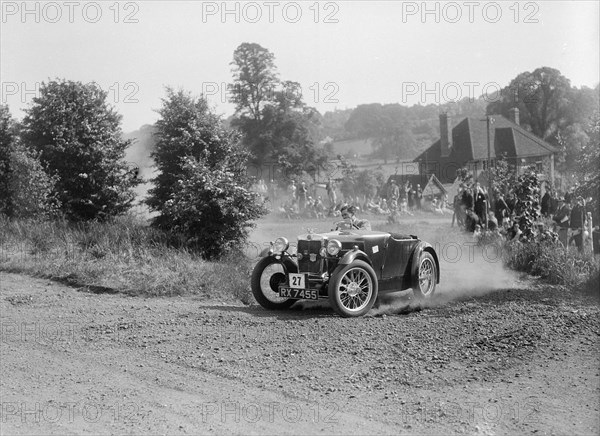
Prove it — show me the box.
[1,271,599,435]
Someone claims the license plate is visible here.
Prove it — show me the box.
[279,288,318,300]
[288,273,306,289]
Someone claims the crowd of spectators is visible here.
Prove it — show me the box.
[254,177,597,254]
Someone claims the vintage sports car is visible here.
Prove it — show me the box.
[251,220,440,317]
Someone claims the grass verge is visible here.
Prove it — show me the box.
[0,214,254,303]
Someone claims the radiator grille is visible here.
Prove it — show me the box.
[297,240,322,274]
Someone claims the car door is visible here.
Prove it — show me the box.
[381,235,417,280]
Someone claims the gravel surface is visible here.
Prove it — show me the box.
[1,272,599,435]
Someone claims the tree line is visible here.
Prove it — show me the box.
[1,43,597,259]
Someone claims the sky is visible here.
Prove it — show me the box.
[1,0,599,132]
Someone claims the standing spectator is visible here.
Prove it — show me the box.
[452,189,465,228]
[462,185,474,212]
[541,188,551,217]
[548,190,559,217]
[269,179,277,202]
[474,182,487,226]
[297,181,308,213]
[325,177,337,208]
[494,194,510,226]
[257,179,268,200]
[390,180,400,203]
[505,192,517,214]
[407,182,414,210]
[288,180,297,202]
[569,196,586,253]
[416,184,423,210]
[553,197,571,248]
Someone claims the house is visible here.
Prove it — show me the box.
[414,110,558,184]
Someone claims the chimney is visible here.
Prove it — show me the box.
[440,113,452,158]
[509,107,520,125]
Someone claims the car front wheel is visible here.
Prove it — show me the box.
[413,252,437,300]
[251,257,296,310]
[328,260,378,317]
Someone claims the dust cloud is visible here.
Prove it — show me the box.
[370,230,524,316]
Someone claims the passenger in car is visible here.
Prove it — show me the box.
[340,205,372,230]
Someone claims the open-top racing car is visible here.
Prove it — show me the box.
[251,219,440,317]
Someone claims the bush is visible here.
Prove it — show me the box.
[503,239,598,289]
[161,157,267,259]
[6,146,60,219]
[147,88,267,259]
[21,79,140,220]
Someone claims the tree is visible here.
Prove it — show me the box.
[555,85,600,177]
[229,43,326,177]
[21,79,139,221]
[147,88,267,259]
[344,103,423,161]
[486,67,572,143]
[355,168,384,201]
[230,42,279,122]
[0,105,17,214]
[574,111,600,215]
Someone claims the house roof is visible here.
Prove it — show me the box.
[414,115,558,163]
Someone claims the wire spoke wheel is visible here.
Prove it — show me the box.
[339,268,372,311]
[414,252,437,300]
[329,260,378,317]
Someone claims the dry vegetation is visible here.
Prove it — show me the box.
[0,214,253,302]
[1,211,597,304]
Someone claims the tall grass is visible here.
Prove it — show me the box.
[0,214,253,303]
[503,238,599,293]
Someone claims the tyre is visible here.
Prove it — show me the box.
[413,252,437,300]
[328,260,378,317]
[251,256,296,310]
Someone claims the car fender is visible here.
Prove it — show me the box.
[278,253,299,274]
[409,242,440,288]
[257,249,299,273]
[338,249,372,266]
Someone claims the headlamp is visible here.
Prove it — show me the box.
[272,237,289,254]
[326,239,342,256]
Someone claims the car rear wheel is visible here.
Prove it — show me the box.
[328,260,378,317]
[413,252,437,300]
[251,257,296,310]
